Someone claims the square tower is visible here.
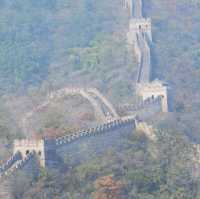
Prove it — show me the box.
[129,18,152,40]
[136,80,168,112]
[13,140,45,167]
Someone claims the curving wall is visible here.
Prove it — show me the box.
[21,87,119,133]
[0,0,167,189]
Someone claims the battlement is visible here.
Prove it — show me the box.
[14,140,44,147]
[136,80,168,112]
[0,152,21,174]
[117,96,162,112]
[0,152,36,180]
[56,117,136,146]
[13,139,45,167]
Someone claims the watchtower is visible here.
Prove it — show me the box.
[136,80,168,112]
[13,140,45,167]
[128,18,152,42]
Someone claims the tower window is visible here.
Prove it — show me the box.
[26,150,30,155]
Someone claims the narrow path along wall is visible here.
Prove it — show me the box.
[0,0,172,191]
[55,117,135,147]
[126,0,169,112]
[2,117,135,172]
[0,152,40,199]
[133,0,143,18]
[127,0,152,83]
[0,119,135,198]
[0,152,21,175]
[0,152,37,181]
[122,0,133,16]
[21,87,120,134]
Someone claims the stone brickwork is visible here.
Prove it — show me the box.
[55,117,135,146]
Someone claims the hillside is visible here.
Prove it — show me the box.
[0,0,136,97]
[0,0,200,198]
[0,0,199,141]
[144,0,200,140]
[6,129,200,199]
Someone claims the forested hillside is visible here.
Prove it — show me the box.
[0,0,200,198]
[0,0,135,96]
[144,0,200,141]
[0,0,200,141]
[0,0,136,143]
[7,129,200,199]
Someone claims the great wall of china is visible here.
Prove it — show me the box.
[21,87,120,133]
[0,1,180,197]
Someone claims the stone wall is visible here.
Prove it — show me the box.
[0,152,37,181]
[0,152,21,174]
[0,153,39,199]
[56,119,135,167]
[55,118,135,146]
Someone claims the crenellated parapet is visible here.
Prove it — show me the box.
[117,96,162,112]
[0,151,35,180]
[55,117,136,146]
[10,117,136,170]
[125,1,169,113]
[0,152,22,174]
